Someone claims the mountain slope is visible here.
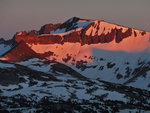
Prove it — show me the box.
[1,17,150,90]
[0,17,150,113]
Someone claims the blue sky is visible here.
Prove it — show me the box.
[0,0,150,39]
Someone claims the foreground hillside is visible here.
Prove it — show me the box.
[0,59,150,113]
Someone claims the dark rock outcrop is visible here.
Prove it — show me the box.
[63,31,81,43]
[141,31,146,36]
[38,35,63,44]
[134,31,137,37]
[0,38,5,43]
[55,17,80,33]
[27,30,39,36]
[39,23,61,34]
[115,28,132,43]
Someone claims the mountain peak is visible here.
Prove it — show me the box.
[67,16,80,22]
[1,17,149,61]
[12,17,149,46]
[50,17,92,34]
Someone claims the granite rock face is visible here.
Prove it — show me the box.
[39,23,61,34]
[13,17,147,45]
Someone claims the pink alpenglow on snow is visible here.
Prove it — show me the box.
[0,17,150,62]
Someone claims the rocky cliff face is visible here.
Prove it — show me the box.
[13,17,147,46]
[39,23,61,34]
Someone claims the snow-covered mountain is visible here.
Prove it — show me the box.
[0,17,150,113]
